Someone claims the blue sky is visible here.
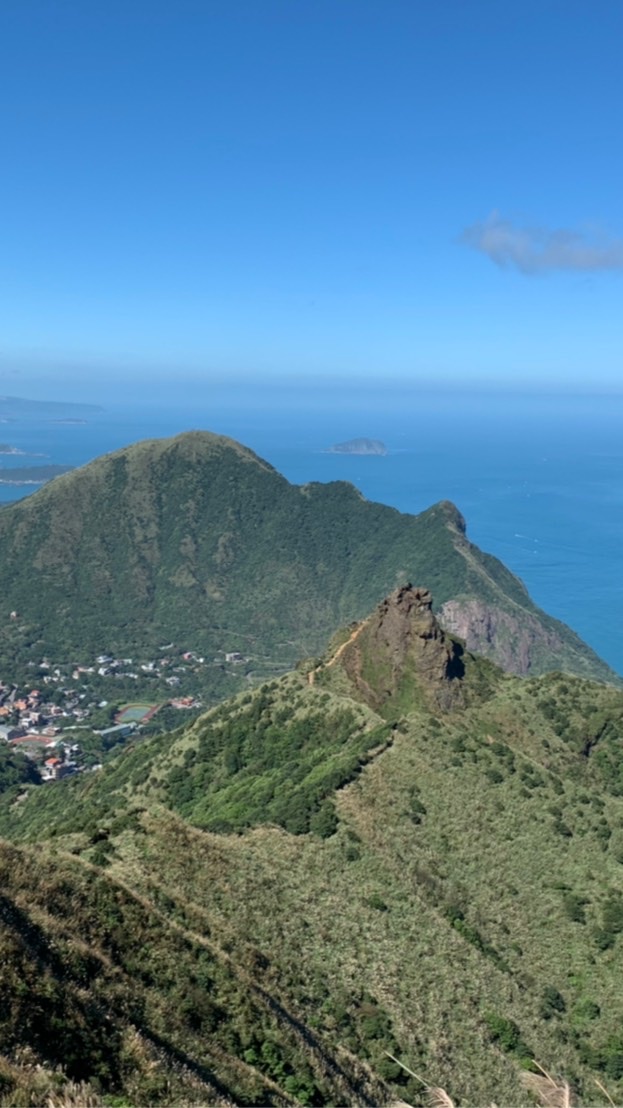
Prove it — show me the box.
[1,0,622,391]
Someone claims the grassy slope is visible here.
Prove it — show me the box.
[0,836,387,1107]
[3,644,623,1105]
[0,432,614,690]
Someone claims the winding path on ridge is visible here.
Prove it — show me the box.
[308,620,367,685]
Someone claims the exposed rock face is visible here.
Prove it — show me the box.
[338,584,465,713]
[372,585,460,683]
[439,597,564,676]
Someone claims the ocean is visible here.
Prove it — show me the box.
[1,383,621,675]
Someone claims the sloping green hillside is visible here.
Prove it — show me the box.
[0,838,387,1107]
[3,590,623,1105]
[0,744,39,795]
[0,431,615,693]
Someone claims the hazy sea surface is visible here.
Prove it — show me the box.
[1,384,621,675]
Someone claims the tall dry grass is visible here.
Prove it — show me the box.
[386,1049,621,1108]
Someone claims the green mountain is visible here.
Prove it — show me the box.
[0,431,614,695]
[2,588,623,1105]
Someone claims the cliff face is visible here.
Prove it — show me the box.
[439,597,573,676]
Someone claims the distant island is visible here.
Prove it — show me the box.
[0,464,73,485]
[0,395,103,422]
[0,444,45,457]
[326,438,388,456]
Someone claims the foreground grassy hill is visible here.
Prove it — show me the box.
[2,588,623,1105]
[0,431,615,696]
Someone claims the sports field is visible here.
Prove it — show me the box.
[115,703,160,724]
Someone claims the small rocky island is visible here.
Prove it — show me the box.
[326,438,387,456]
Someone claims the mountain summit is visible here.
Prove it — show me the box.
[317,584,470,714]
[359,584,462,686]
[312,580,501,717]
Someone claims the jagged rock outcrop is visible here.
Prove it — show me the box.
[334,584,467,714]
[371,585,462,683]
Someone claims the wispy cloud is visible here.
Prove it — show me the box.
[462,211,623,275]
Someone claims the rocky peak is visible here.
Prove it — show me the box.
[335,584,465,714]
[372,584,463,687]
[376,584,438,643]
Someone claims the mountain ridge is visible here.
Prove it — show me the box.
[0,430,615,698]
